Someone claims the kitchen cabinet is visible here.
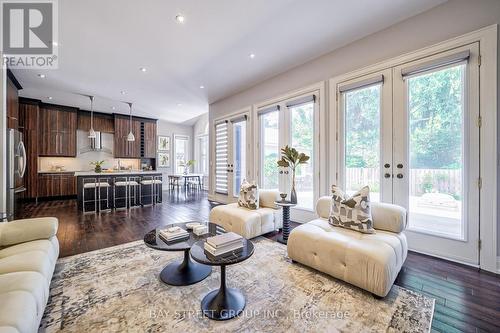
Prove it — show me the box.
[78,112,114,133]
[37,173,76,197]
[19,99,40,199]
[142,121,157,158]
[6,74,19,130]
[39,105,77,156]
[114,116,141,158]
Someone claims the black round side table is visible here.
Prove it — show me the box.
[143,222,224,286]
[275,201,296,244]
[190,238,254,321]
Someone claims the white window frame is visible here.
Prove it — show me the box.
[329,25,497,273]
[173,134,190,174]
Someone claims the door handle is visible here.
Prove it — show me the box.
[384,173,391,178]
[18,141,27,178]
[384,163,390,168]
[396,173,404,179]
[397,164,403,169]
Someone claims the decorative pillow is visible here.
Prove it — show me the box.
[238,180,259,210]
[328,185,375,234]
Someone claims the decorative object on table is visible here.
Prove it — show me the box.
[279,193,287,202]
[144,222,222,286]
[159,226,190,242]
[277,145,310,204]
[157,135,170,151]
[329,185,374,234]
[237,180,259,209]
[126,102,135,142]
[204,232,244,258]
[157,152,170,168]
[179,160,195,174]
[186,222,202,229]
[90,160,105,173]
[275,201,296,244]
[193,225,209,236]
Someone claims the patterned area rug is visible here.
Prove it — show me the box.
[40,238,434,332]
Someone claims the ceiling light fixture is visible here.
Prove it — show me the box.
[249,53,256,59]
[199,85,204,89]
[111,106,116,110]
[177,103,182,107]
[120,90,126,95]
[175,14,185,23]
[140,67,147,72]
[88,96,96,139]
[47,96,53,100]
[38,74,46,78]
[126,102,135,142]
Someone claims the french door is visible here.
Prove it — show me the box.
[258,92,319,213]
[338,43,480,265]
[214,113,250,200]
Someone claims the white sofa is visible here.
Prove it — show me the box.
[209,190,282,239]
[288,197,407,297]
[0,218,59,333]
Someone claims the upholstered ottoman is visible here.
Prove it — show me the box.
[209,190,282,239]
[287,197,407,297]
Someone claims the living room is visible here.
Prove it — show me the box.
[0,0,499,332]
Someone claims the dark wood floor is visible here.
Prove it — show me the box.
[17,191,500,332]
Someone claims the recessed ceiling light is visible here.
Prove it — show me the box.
[177,103,182,107]
[111,106,116,110]
[120,91,126,95]
[249,53,256,59]
[47,96,53,100]
[38,74,46,78]
[175,14,185,23]
[140,67,147,72]
[199,85,204,89]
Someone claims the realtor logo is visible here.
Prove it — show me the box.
[1,0,58,68]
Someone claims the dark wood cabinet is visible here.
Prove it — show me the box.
[114,116,141,158]
[6,75,19,130]
[78,112,114,133]
[39,106,77,156]
[19,99,40,199]
[142,121,157,158]
[37,173,76,197]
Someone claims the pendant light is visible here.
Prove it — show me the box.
[88,96,96,139]
[126,102,135,142]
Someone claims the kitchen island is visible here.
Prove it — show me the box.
[76,170,163,211]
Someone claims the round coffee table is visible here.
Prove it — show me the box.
[190,238,254,321]
[143,222,225,286]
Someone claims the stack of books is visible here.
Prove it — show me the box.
[204,232,244,259]
[159,226,189,243]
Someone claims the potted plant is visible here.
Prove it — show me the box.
[90,160,105,173]
[277,146,310,204]
[179,160,196,174]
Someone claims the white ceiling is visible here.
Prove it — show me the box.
[13,0,446,123]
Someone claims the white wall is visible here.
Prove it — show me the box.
[209,0,500,253]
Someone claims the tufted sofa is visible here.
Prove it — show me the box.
[209,190,282,239]
[287,197,407,297]
[0,217,59,333]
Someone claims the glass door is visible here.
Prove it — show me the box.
[230,117,248,197]
[393,44,480,264]
[338,70,393,203]
[259,108,281,191]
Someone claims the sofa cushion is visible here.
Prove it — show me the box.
[329,185,375,234]
[0,217,58,247]
[258,190,280,209]
[0,250,55,288]
[0,272,49,316]
[0,291,39,333]
[238,180,259,209]
[287,218,407,297]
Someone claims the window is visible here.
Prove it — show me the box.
[174,135,190,174]
[215,122,228,194]
[198,135,209,175]
[232,119,247,197]
[260,110,280,190]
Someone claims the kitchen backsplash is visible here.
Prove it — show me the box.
[38,131,140,172]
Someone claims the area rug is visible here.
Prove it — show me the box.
[39,238,434,332]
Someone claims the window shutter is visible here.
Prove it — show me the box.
[215,121,228,194]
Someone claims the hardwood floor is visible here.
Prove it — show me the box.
[17,191,500,332]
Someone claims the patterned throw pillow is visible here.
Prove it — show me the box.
[328,185,375,234]
[238,180,259,210]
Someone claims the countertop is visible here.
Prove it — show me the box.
[74,170,162,176]
[38,171,76,174]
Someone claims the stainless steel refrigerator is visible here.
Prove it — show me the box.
[6,129,27,220]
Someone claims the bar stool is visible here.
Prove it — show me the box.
[114,176,141,210]
[128,176,141,208]
[141,175,162,206]
[82,177,111,214]
[153,175,163,203]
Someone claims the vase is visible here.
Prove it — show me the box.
[290,171,297,204]
[94,165,102,173]
[183,166,189,175]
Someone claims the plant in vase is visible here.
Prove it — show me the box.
[277,146,310,204]
[179,160,196,174]
[90,160,105,173]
